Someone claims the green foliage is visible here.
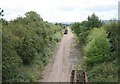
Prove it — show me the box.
[71,14,118,82]
[55,23,67,29]
[84,28,110,68]
[87,13,102,29]
[71,13,102,47]
[87,59,118,82]
[2,28,22,81]
[71,22,81,36]
[71,22,87,46]
[2,11,63,82]
[104,21,120,59]
[103,21,119,81]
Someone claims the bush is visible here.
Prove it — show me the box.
[71,13,102,47]
[84,28,110,68]
[103,21,120,60]
[88,61,118,82]
[2,28,22,81]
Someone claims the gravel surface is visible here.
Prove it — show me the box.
[39,27,83,82]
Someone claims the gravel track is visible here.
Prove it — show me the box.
[40,27,83,82]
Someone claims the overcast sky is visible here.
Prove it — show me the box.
[1,0,119,22]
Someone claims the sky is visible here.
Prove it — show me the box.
[118,1,120,20]
[0,0,119,22]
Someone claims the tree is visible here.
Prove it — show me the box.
[25,11,43,22]
[0,8,4,16]
[87,13,102,29]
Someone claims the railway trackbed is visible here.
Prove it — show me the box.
[70,65,88,84]
[40,27,83,82]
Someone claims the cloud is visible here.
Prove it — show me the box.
[83,5,116,12]
[1,0,119,22]
[57,6,76,12]
[118,1,120,20]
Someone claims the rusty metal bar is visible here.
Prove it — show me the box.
[70,65,88,84]
[73,65,77,84]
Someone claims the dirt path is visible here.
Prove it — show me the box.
[40,27,83,82]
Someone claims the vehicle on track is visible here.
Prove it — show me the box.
[64,29,68,34]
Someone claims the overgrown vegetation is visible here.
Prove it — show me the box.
[84,28,110,68]
[71,13,102,47]
[71,13,118,82]
[2,11,63,82]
